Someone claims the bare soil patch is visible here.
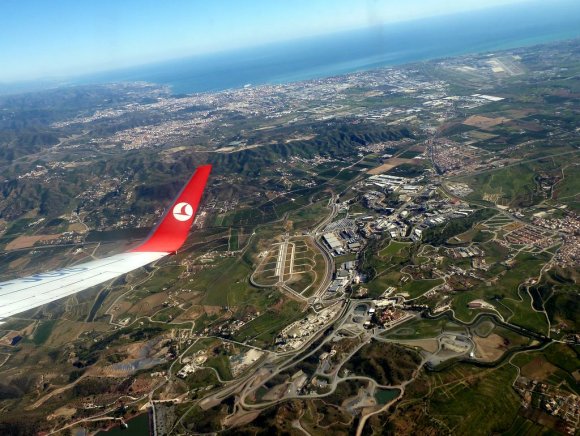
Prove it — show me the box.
[511,120,544,132]
[285,134,316,143]
[67,222,87,233]
[44,320,110,347]
[463,115,510,130]
[503,222,524,231]
[223,410,262,427]
[473,333,507,362]
[127,292,170,315]
[505,109,535,119]
[367,158,420,175]
[48,406,77,420]
[521,357,559,380]
[174,305,204,321]
[215,143,271,153]
[6,234,61,250]
[8,257,29,270]
[468,130,498,141]
[396,339,438,353]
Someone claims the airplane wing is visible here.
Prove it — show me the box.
[0,165,211,321]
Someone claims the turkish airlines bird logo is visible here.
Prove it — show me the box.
[172,202,194,221]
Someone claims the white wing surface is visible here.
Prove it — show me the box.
[0,252,165,319]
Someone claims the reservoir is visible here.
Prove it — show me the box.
[97,413,150,436]
[375,388,401,405]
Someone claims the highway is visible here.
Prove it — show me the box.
[309,194,339,302]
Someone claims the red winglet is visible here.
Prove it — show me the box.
[131,165,211,253]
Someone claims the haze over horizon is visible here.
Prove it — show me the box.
[0,0,542,83]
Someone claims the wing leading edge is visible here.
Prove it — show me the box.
[0,165,211,321]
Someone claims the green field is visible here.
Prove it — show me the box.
[383,317,463,340]
[463,153,576,209]
[200,258,267,307]
[472,318,495,337]
[289,271,317,296]
[4,218,36,236]
[233,300,304,347]
[451,251,551,331]
[503,415,555,436]
[427,364,521,435]
[287,199,329,231]
[362,237,417,298]
[481,240,511,264]
[447,225,493,244]
[501,289,549,335]
[398,149,423,159]
[218,189,322,228]
[468,164,540,207]
[422,209,497,245]
[229,228,239,250]
[333,253,358,263]
[31,320,57,345]
[205,354,232,381]
[401,278,444,299]
[365,270,402,298]
[379,240,411,257]
[131,265,185,297]
[184,368,220,392]
[554,163,580,211]
[151,305,184,323]
[511,343,580,394]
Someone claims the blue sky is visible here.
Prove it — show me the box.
[0,0,532,82]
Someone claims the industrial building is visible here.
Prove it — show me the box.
[322,232,342,250]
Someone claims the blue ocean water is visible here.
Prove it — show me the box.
[84,1,580,94]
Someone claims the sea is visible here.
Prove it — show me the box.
[42,0,580,95]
